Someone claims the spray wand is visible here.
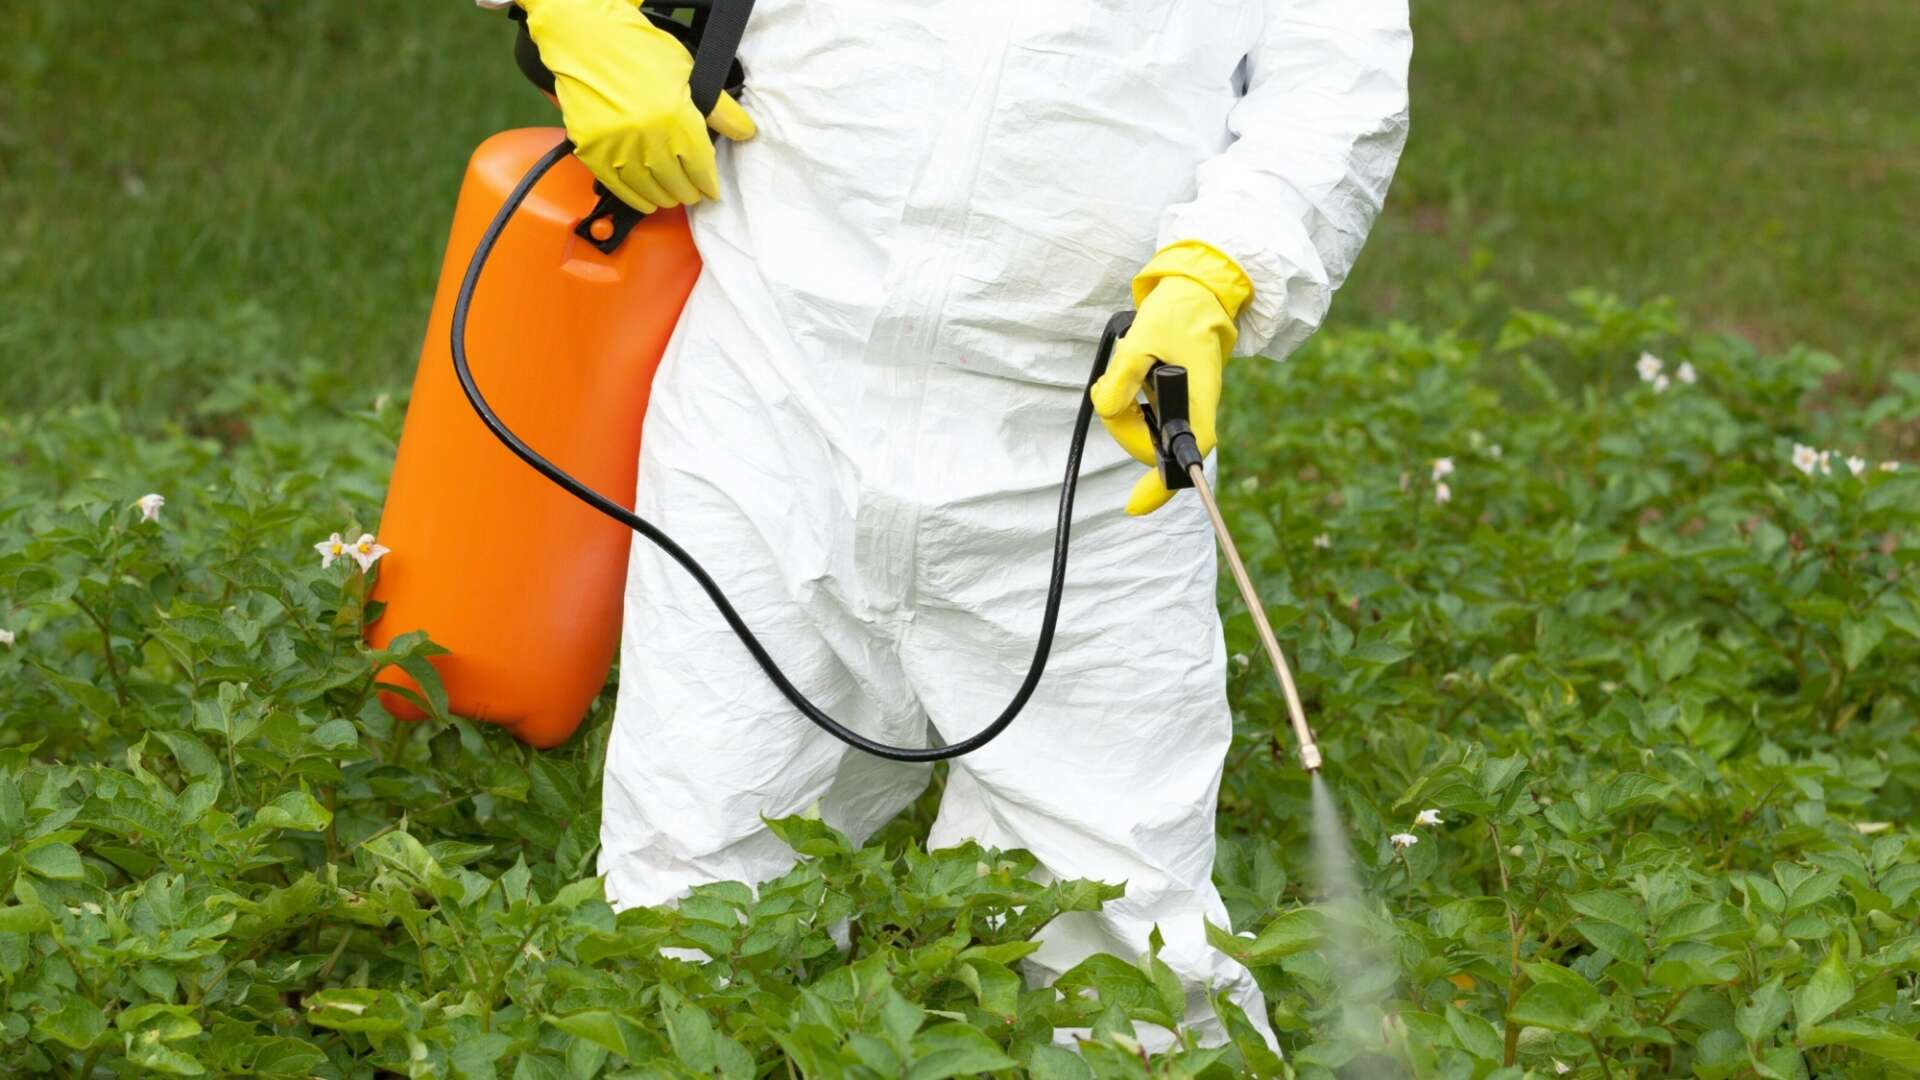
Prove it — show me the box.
[1141,363,1323,774]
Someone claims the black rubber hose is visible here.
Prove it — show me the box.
[450,140,1122,762]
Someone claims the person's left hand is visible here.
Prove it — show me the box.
[522,0,757,214]
[1090,242,1252,515]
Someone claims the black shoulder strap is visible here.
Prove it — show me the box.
[688,0,755,116]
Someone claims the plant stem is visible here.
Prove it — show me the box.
[1588,1034,1615,1079]
[1490,820,1523,1068]
[71,598,127,707]
[317,926,355,981]
[343,793,470,855]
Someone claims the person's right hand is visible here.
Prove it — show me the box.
[521,0,756,213]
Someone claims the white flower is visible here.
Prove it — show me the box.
[134,494,165,523]
[1434,481,1452,506]
[1676,361,1698,384]
[349,533,391,573]
[1791,444,1820,476]
[1488,444,1503,460]
[1554,1059,1571,1075]
[1881,461,1901,472]
[0,629,13,648]
[1414,808,1443,828]
[1431,457,1455,482]
[1232,653,1250,670]
[1389,832,1419,850]
[1846,456,1867,477]
[1312,533,1331,549]
[1652,374,1671,394]
[1635,352,1664,383]
[315,533,348,569]
[1818,450,1833,476]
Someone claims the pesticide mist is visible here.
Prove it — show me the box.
[1308,774,1402,1070]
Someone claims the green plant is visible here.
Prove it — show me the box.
[0,294,1915,1076]
[1212,292,1920,1076]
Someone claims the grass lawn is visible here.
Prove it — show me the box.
[3,1,1916,415]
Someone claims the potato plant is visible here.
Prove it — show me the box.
[0,294,1915,1077]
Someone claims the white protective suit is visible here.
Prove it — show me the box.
[481,0,1409,1046]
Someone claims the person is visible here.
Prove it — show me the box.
[481,0,1409,1046]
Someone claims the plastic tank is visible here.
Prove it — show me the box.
[367,126,702,747]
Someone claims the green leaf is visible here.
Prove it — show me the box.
[153,730,222,780]
[1783,868,1841,912]
[0,902,51,934]
[1599,772,1669,815]
[1566,891,1645,932]
[0,774,22,845]
[659,986,716,1073]
[547,1009,632,1059]
[762,815,853,858]
[1205,909,1321,967]
[386,649,450,722]
[1736,977,1790,1042]
[1840,615,1887,671]
[1347,639,1412,666]
[1802,1018,1920,1069]
[1654,900,1727,945]
[1444,1005,1503,1062]
[363,829,442,883]
[1656,625,1700,681]
[1792,944,1853,1032]
[906,1023,1017,1080]
[958,959,1022,1019]
[31,662,118,721]
[35,996,108,1049]
[1572,918,1646,963]
[310,719,361,750]
[24,841,84,881]
[1478,755,1528,799]
[254,789,332,833]
[305,989,409,1034]
[175,779,221,827]
[117,1003,201,1040]
[1029,1045,1096,1080]
[1509,979,1606,1034]
[128,1039,207,1077]
[1692,1028,1745,1080]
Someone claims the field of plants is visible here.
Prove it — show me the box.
[7,0,1920,1076]
[2,290,1917,1076]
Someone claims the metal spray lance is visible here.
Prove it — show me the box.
[1141,360,1323,774]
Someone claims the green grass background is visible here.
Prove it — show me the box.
[2,1,1915,415]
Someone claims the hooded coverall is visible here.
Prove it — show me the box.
[481,0,1409,1044]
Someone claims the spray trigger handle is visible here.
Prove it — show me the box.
[1140,362,1203,491]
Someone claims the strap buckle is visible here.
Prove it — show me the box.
[573,183,647,254]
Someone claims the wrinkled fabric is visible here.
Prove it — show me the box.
[479,0,1408,1049]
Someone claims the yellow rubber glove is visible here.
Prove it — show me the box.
[522,0,756,214]
[1089,241,1254,515]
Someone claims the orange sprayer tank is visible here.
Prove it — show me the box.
[368,127,702,747]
